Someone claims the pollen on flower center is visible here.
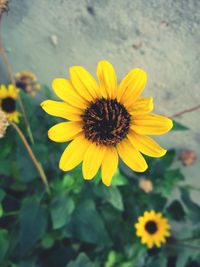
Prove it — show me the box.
[145,220,158,234]
[82,98,131,146]
[1,97,16,113]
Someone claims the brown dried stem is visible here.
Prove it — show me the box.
[11,122,50,194]
[0,16,34,143]
[170,104,200,118]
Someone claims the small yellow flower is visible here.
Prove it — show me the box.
[0,84,20,123]
[0,108,9,138]
[41,60,173,186]
[135,210,171,248]
[15,71,41,97]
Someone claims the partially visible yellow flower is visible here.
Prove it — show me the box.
[0,108,9,138]
[0,84,20,123]
[0,0,9,16]
[15,71,41,97]
[135,210,171,248]
[41,60,173,186]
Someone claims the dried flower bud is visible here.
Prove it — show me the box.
[179,149,197,166]
[0,108,9,138]
[0,0,9,16]
[15,71,41,97]
[139,178,153,193]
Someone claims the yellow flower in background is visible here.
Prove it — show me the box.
[135,210,171,248]
[15,70,41,97]
[41,60,173,186]
[0,84,20,123]
[0,108,9,138]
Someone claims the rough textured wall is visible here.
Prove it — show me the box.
[1,0,200,195]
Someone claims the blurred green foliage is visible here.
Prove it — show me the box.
[0,89,200,267]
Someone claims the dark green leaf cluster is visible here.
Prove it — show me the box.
[0,88,199,267]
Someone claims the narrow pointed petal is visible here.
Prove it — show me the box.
[117,138,148,172]
[117,68,147,108]
[128,130,166,157]
[97,60,117,99]
[131,114,173,135]
[8,85,18,99]
[83,143,106,180]
[129,97,153,115]
[59,135,89,171]
[70,66,100,101]
[41,100,82,121]
[48,121,83,142]
[101,147,118,186]
[52,78,88,109]
[0,85,8,99]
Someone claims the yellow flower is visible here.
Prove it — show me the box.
[0,84,20,123]
[15,71,41,97]
[135,210,171,248]
[41,60,173,186]
[0,108,9,138]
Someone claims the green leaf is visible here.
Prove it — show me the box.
[105,251,117,267]
[172,120,189,131]
[156,169,184,197]
[181,188,200,222]
[0,189,5,202]
[161,149,176,168]
[0,203,4,218]
[167,200,186,221]
[101,186,124,211]
[62,174,75,188]
[41,234,55,249]
[51,195,75,229]
[0,229,9,262]
[67,253,99,267]
[67,199,110,245]
[19,199,47,255]
[111,170,128,186]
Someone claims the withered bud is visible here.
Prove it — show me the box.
[139,178,153,193]
[0,0,9,16]
[15,71,41,97]
[179,149,197,167]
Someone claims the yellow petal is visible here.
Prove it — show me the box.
[97,60,117,99]
[131,114,173,135]
[41,100,82,121]
[83,143,106,180]
[6,111,20,123]
[128,130,166,157]
[59,135,89,171]
[70,66,100,101]
[52,78,88,109]
[48,121,83,142]
[101,147,118,186]
[8,84,18,99]
[0,85,8,99]
[117,68,147,108]
[129,97,153,115]
[117,138,148,172]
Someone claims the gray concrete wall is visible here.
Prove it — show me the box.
[1,0,200,198]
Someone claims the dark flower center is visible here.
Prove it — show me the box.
[145,220,158,234]
[82,98,131,146]
[1,97,16,113]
